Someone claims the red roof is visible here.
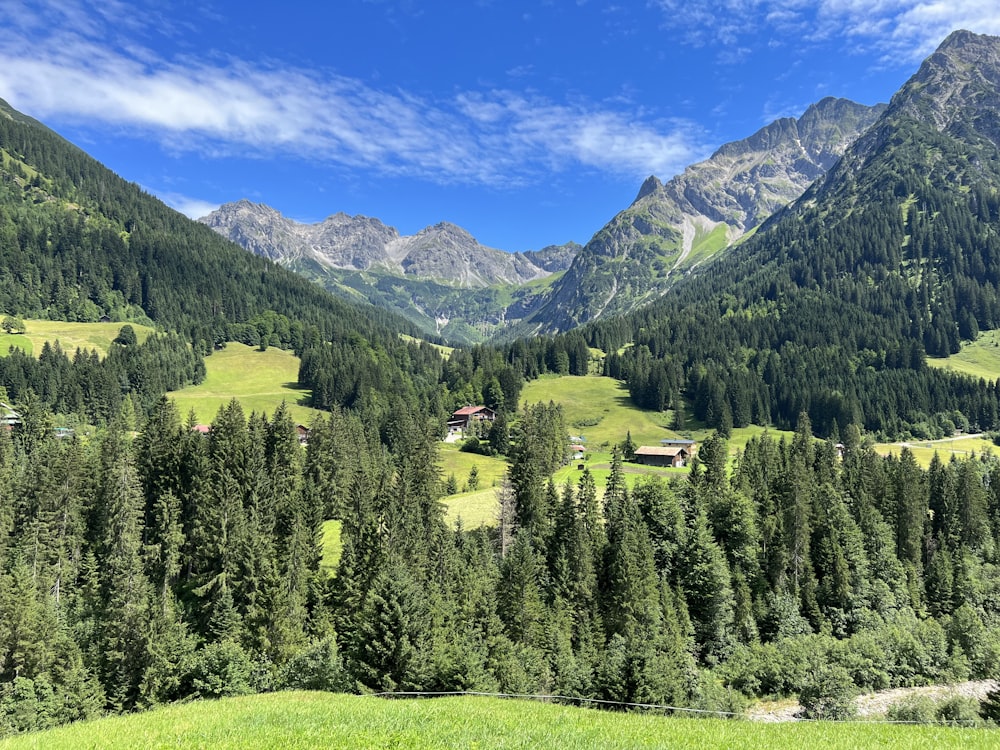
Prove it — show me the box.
[453,405,490,416]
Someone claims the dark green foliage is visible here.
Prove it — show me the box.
[0,107,424,347]
[797,663,857,720]
[979,685,1000,724]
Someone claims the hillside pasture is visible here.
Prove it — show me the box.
[0,691,993,750]
[0,319,154,358]
[170,343,324,426]
[520,374,677,448]
[439,442,508,527]
[927,330,1000,381]
[875,435,996,466]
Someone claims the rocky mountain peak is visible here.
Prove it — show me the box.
[634,175,662,203]
[522,94,886,334]
[885,30,1000,145]
[201,202,574,289]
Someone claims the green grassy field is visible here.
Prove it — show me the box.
[874,436,996,466]
[1,691,994,750]
[520,374,678,448]
[319,519,343,576]
[442,376,798,528]
[0,319,155,358]
[927,330,1000,380]
[438,442,509,528]
[170,343,324,426]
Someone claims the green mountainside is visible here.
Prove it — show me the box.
[586,30,1000,439]
[204,100,879,344]
[519,97,886,334]
[0,98,425,347]
[9,32,1000,743]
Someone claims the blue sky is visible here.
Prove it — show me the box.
[1,1,999,252]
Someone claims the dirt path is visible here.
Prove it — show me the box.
[748,679,996,722]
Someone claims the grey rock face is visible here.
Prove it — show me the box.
[200,203,569,288]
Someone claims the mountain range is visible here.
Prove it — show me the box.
[202,97,884,341]
[3,29,1000,439]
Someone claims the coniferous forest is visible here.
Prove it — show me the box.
[6,397,1000,734]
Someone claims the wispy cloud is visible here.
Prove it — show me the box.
[653,0,1000,64]
[0,0,708,184]
[155,191,220,220]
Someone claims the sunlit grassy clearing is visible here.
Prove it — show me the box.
[442,487,502,528]
[874,436,996,467]
[399,333,454,358]
[1,692,994,750]
[927,330,1000,380]
[319,519,342,575]
[170,343,324,426]
[438,442,507,487]
[520,374,678,448]
[0,319,154,358]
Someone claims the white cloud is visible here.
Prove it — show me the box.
[653,0,1000,64]
[155,192,221,220]
[0,0,708,185]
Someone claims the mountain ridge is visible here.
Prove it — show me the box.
[520,95,887,334]
[201,201,575,288]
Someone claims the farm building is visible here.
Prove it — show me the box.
[635,445,691,468]
[0,402,21,430]
[570,444,586,460]
[448,405,496,435]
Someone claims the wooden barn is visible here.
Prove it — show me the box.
[634,445,691,468]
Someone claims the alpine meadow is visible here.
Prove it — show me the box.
[6,13,1000,749]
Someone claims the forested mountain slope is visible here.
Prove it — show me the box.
[0,97,424,348]
[589,30,1000,440]
[0,96,485,424]
[518,97,885,334]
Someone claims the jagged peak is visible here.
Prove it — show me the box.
[634,175,662,203]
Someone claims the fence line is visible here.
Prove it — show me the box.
[368,689,990,727]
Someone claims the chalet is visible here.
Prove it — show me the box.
[635,445,691,468]
[296,424,311,445]
[570,444,586,460]
[447,405,496,435]
[0,402,21,430]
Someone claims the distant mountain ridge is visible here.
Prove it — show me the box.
[205,96,882,343]
[200,201,576,288]
[520,96,887,333]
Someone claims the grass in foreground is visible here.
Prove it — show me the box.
[170,343,324,426]
[1,692,994,750]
